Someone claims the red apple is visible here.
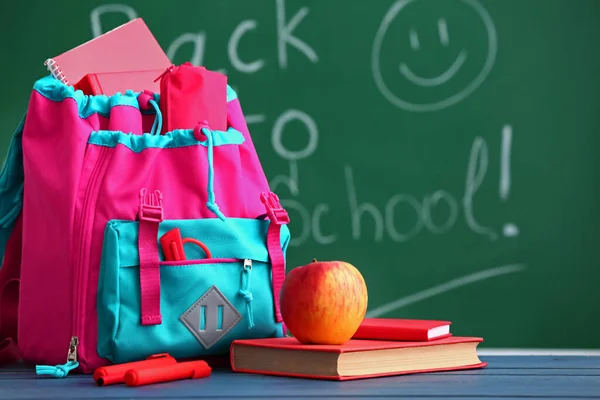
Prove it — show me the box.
[280,259,368,345]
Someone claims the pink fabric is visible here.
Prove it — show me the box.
[20,93,93,368]
[267,223,285,323]
[108,105,143,133]
[0,213,22,365]
[261,193,289,323]
[16,88,274,373]
[227,99,271,197]
[138,189,163,326]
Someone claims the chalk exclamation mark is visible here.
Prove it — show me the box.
[500,124,519,238]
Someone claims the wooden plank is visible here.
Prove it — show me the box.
[1,370,599,399]
[442,368,600,376]
[9,368,598,379]
[479,356,600,369]
[7,357,599,378]
[2,357,600,399]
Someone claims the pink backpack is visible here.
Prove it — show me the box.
[0,72,291,375]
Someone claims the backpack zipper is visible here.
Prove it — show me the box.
[35,336,79,378]
[160,257,241,266]
[154,62,195,135]
[71,146,111,370]
[153,64,174,83]
[159,258,256,329]
[240,259,255,329]
[67,336,79,363]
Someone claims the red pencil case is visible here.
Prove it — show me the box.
[156,62,228,133]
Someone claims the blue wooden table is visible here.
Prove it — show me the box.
[1,356,599,399]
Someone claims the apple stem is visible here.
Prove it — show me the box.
[312,258,317,263]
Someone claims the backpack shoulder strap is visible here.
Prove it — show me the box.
[261,192,290,324]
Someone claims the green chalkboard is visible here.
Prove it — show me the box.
[1,0,599,350]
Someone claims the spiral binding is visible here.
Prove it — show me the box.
[44,58,69,85]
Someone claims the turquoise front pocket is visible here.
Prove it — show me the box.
[97,218,289,364]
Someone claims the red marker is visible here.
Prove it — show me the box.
[124,360,212,387]
[160,228,212,261]
[93,353,176,386]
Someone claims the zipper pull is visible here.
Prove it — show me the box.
[154,65,174,82]
[67,336,79,363]
[239,259,255,329]
[35,336,80,378]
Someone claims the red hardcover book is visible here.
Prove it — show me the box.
[352,318,452,341]
[230,336,486,381]
[44,18,170,86]
[74,70,165,95]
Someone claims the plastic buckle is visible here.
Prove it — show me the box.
[260,192,289,225]
[139,188,163,223]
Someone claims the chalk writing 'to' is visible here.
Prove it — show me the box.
[272,110,318,161]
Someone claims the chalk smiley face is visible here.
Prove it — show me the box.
[372,0,497,112]
[399,18,468,87]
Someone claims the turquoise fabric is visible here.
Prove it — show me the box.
[33,75,239,120]
[34,76,151,119]
[97,217,290,364]
[0,117,25,263]
[88,127,245,153]
[227,85,237,102]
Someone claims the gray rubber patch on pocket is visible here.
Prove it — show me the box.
[179,285,241,349]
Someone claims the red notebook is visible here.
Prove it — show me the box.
[230,336,486,381]
[44,18,170,86]
[352,318,452,341]
[74,70,165,95]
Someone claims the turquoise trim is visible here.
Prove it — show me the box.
[88,127,245,153]
[0,116,25,262]
[227,85,237,102]
[33,75,238,120]
[33,76,149,119]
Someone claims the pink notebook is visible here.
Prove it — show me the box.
[44,18,171,86]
